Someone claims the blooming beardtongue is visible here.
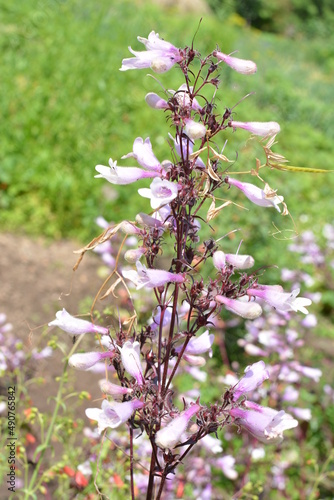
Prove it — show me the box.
[230,401,298,444]
[155,404,201,450]
[120,31,182,73]
[226,177,284,212]
[95,159,160,185]
[48,308,109,336]
[232,360,270,400]
[85,399,144,434]
[247,287,312,314]
[121,137,161,172]
[123,261,185,290]
[138,177,180,209]
[215,295,263,320]
[117,340,144,386]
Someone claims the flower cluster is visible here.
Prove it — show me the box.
[49,31,316,498]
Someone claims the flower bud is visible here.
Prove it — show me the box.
[69,351,114,370]
[213,250,226,270]
[184,119,206,141]
[214,50,257,75]
[118,341,144,385]
[225,253,255,269]
[99,379,133,397]
[124,247,146,263]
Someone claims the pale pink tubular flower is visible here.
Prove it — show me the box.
[98,379,133,398]
[155,404,200,450]
[150,306,172,332]
[233,360,269,400]
[182,354,206,366]
[214,50,257,75]
[120,31,182,74]
[230,401,298,444]
[122,137,161,172]
[48,309,109,336]
[95,159,160,185]
[229,120,281,137]
[227,177,284,212]
[120,221,142,235]
[135,212,164,229]
[175,330,214,357]
[247,287,312,314]
[215,295,263,320]
[215,456,238,480]
[123,261,185,290]
[291,363,322,382]
[287,406,312,421]
[118,340,144,386]
[69,351,114,370]
[201,434,223,454]
[138,177,180,209]
[145,93,169,110]
[85,399,144,434]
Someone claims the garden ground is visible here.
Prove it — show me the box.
[0,232,105,497]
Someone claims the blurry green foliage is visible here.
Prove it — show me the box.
[208,0,334,38]
[0,0,333,276]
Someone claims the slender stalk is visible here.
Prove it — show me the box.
[145,446,156,500]
[129,425,135,500]
[24,336,84,498]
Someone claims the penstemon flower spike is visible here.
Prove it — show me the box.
[59,30,318,499]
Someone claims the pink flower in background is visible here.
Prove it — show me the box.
[214,50,257,75]
[48,309,109,336]
[120,31,182,73]
[215,456,238,480]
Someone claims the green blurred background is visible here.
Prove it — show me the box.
[1,0,333,265]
